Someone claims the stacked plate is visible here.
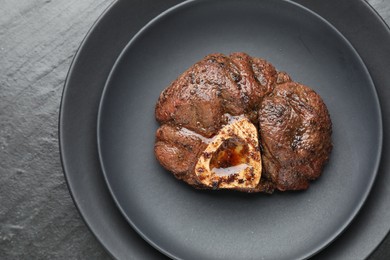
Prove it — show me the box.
[60,0,390,259]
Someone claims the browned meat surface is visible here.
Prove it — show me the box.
[154,124,207,187]
[155,53,277,137]
[154,52,332,193]
[259,82,332,191]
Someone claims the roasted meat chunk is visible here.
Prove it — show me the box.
[155,53,277,137]
[154,52,332,193]
[259,82,332,191]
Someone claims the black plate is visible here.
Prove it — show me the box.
[60,0,390,259]
[96,0,382,259]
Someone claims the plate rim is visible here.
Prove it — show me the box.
[59,1,120,259]
[96,0,383,259]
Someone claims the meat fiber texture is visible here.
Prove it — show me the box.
[155,52,332,193]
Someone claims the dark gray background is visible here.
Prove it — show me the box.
[0,0,389,259]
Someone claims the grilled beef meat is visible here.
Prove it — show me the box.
[155,53,277,137]
[259,82,332,191]
[155,52,332,193]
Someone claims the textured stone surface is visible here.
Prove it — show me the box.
[0,0,388,259]
[0,0,114,259]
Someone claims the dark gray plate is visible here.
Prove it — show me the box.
[96,0,382,259]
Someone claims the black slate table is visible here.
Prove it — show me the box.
[1,0,389,259]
